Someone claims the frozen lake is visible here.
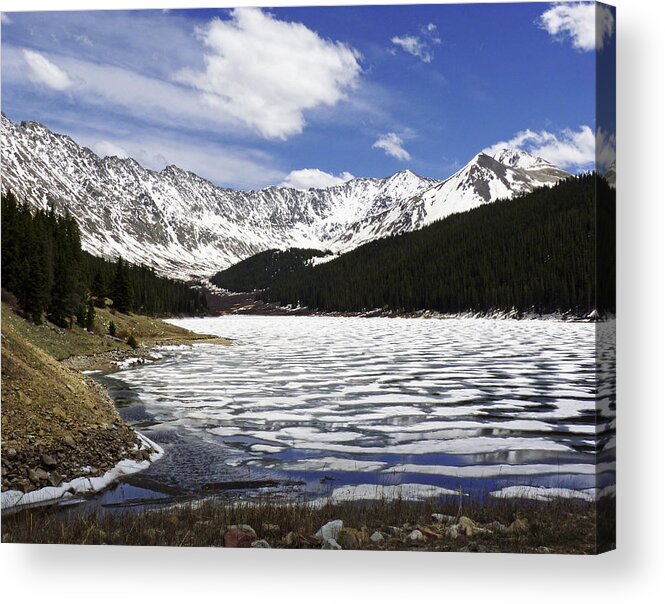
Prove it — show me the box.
[103,315,615,504]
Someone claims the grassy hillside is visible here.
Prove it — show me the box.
[2,301,227,362]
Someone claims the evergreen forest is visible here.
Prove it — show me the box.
[211,247,330,292]
[258,174,615,315]
[1,190,208,326]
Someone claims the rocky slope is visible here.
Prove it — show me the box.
[1,114,570,278]
[0,305,142,496]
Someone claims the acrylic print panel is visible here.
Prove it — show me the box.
[0,2,615,554]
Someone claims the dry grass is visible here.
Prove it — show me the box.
[92,308,228,348]
[1,495,615,554]
[1,303,228,362]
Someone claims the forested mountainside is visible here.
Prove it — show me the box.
[255,175,615,316]
[1,190,207,326]
[211,248,330,292]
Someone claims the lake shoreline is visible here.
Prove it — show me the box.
[0,303,224,513]
[203,288,609,322]
[1,432,164,513]
[2,311,613,554]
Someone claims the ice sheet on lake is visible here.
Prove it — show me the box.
[281,457,388,473]
[312,483,463,506]
[386,461,615,478]
[489,485,597,502]
[110,315,610,495]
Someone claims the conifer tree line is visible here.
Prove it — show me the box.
[1,190,207,326]
[259,174,615,315]
[211,247,330,292]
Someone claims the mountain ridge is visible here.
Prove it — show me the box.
[1,114,571,279]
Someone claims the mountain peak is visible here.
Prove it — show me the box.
[19,119,52,135]
[491,148,552,170]
[162,164,186,175]
[386,168,421,182]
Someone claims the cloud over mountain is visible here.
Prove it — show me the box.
[484,126,595,171]
[373,133,411,161]
[175,8,362,139]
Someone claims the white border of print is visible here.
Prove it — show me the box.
[1,1,664,603]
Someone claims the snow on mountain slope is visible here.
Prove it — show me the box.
[330,150,571,244]
[0,114,570,278]
[407,150,571,226]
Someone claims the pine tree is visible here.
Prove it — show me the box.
[91,270,106,306]
[47,213,82,327]
[111,257,133,313]
[257,174,611,316]
[85,296,96,331]
[24,232,49,324]
[1,190,22,295]
[3,190,213,322]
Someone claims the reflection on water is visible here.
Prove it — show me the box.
[102,315,614,504]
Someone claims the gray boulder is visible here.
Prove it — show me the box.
[315,519,343,541]
[407,529,424,542]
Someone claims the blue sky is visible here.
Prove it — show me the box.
[0,3,615,189]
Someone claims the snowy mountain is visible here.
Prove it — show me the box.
[401,150,572,226]
[0,114,570,278]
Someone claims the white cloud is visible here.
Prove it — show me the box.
[4,10,362,142]
[372,132,411,161]
[175,8,362,139]
[22,49,73,91]
[1,13,12,25]
[391,23,441,63]
[279,168,354,190]
[1,45,237,135]
[539,2,614,51]
[596,127,616,172]
[391,36,432,63]
[484,126,595,170]
[91,140,131,159]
